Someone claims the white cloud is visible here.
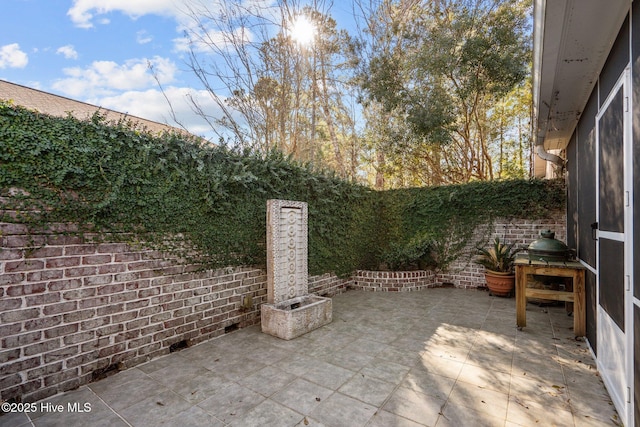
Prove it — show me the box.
[68,0,273,53]
[136,30,153,44]
[95,86,221,139]
[0,43,28,69]
[56,45,79,60]
[52,56,177,98]
[67,0,187,29]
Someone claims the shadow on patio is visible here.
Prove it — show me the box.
[2,289,619,427]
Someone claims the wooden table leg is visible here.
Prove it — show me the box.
[516,266,526,328]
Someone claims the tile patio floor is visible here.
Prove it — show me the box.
[2,289,620,427]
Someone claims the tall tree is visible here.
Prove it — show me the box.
[358,0,531,186]
[174,0,363,180]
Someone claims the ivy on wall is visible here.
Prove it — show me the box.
[375,179,566,270]
[0,102,565,275]
[0,102,374,276]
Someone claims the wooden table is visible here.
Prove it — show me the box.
[515,255,586,337]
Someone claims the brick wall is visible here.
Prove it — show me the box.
[0,224,346,404]
[349,212,567,292]
[350,270,437,291]
[437,213,567,288]
[308,273,351,296]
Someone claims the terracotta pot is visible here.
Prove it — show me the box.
[484,270,515,297]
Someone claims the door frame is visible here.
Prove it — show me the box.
[595,65,633,426]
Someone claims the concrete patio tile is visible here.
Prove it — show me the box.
[323,320,359,336]
[309,392,377,427]
[0,411,31,427]
[158,405,225,427]
[435,402,504,427]
[243,343,294,365]
[169,370,232,404]
[401,321,439,336]
[366,410,427,427]
[89,373,168,412]
[570,414,624,427]
[338,374,397,406]
[464,348,513,374]
[483,318,518,334]
[303,325,337,341]
[86,367,148,394]
[508,374,571,410]
[563,368,610,399]
[265,333,316,352]
[28,387,122,427]
[196,382,265,424]
[392,336,431,353]
[421,343,470,364]
[271,378,333,415]
[147,363,212,388]
[239,365,298,397]
[510,357,566,385]
[137,353,185,374]
[359,358,411,385]
[228,399,304,427]
[207,356,267,381]
[303,342,345,359]
[33,410,129,427]
[309,330,356,350]
[415,353,465,380]
[275,353,323,377]
[473,331,517,352]
[325,347,377,371]
[300,360,356,390]
[342,337,390,357]
[420,325,474,349]
[382,385,445,426]
[567,387,619,424]
[360,326,405,343]
[375,345,420,367]
[294,416,327,426]
[511,338,561,355]
[446,381,509,419]
[506,395,574,427]
[10,289,620,427]
[401,367,456,401]
[117,389,192,427]
[511,347,559,366]
[456,363,511,394]
[180,341,231,364]
[554,346,594,370]
[480,323,519,336]
[449,315,488,330]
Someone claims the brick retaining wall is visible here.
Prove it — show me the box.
[0,224,347,403]
[350,270,437,291]
[308,273,351,296]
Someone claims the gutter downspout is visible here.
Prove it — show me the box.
[532,0,566,169]
[535,142,565,166]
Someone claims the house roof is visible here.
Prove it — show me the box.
[532,0,629,151]
[0,79,184,135]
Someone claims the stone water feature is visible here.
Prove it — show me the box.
[261,199,332,340]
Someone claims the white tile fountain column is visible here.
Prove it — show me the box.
[261,199,332,340]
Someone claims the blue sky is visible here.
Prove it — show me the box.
[0,0,359,140]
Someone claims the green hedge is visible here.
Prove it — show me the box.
[374,179,566,270]
[0,102,565,275]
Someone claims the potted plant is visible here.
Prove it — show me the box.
[475,237,519,297]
